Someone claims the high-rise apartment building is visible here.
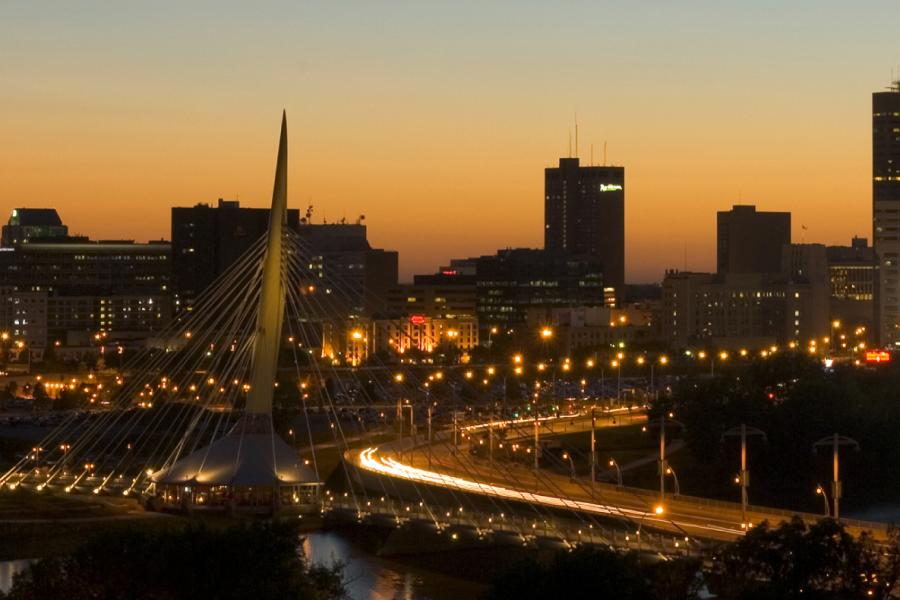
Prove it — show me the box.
[544,157,624,300]
[717,205,790,275]
[873,80,900,346]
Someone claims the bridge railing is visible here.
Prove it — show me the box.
[323,493,700,557]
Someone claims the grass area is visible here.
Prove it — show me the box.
[0,488,130,520]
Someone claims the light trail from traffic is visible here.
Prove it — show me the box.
[356,446,746,538]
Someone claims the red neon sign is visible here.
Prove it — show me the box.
[409,315,426,325]
[866,350,891,363]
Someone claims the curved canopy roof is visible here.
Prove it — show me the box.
[152,414,319,487]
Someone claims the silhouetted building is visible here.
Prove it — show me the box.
[717,205,790,275]
[172,200,397,318]
[171,199,301,311]
[294,223,398,318]
[387,275,477,319]
[544,157,624,301]
[873,81,900,346]
[1,208,69,247]
[427,248,605,335]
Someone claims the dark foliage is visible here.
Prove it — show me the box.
[657,354,900,511]
[708,517,897,599]
[484,546,702,600]
[2,520,344,600]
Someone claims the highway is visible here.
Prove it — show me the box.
[350,409,889,544]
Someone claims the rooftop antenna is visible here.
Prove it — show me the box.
[590,143,594,166]
[574,112,579,159]
[603,141,608,166]
[568,130,572,158]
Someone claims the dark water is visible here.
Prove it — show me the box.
[0,532,484,599]
[303,530,485,600]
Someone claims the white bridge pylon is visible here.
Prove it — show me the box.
[150,113,320,511]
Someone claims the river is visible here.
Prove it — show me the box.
[0,530,485,600]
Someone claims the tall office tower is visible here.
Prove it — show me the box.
[873,80,900,346]
[544,157,624,301]
[171,199,301,311]
[716,205,790,275]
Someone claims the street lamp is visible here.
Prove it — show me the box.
[722,424,767,528]
[815,484,831,517]
[665,465,681,496]
[608,458,623,487]
[813,433,860,520]
[561,451,576,481]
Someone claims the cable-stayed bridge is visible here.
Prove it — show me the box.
[0,113,889,558]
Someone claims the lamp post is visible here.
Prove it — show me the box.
[722,424,767,527]
[590,407,597,491]
[816,484,831,517]
[665,465,681,496]
[562,451,576,481]
[656,414,683,512]
[830,320,841,355]
[608,458,623,487]
[426,405,433,468]
[813,433,859,520]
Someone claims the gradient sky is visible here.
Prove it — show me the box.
[2,1,899,282]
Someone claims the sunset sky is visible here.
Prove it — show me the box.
[2,1,899,282]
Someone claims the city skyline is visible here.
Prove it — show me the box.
[3,2,899,282]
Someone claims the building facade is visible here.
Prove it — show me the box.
[544,157,625,300]
[717,205,791,275]
[873,81,900,346]
[0,235,172,357]
[827,237,875,334]
[171,199,302,311]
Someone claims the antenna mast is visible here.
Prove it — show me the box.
[574,112,579,159]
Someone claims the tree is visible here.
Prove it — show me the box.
[3,521,344,600]
[708,517,891,599]
[485,546,701,600]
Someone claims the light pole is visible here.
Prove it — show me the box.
[533,413,540,471]
[562,451,576,481]
[722,424,767,527]
[816,484,831,517]
[590,407,597,491]
[608,458,623,487]
[488,409,494,464]
[427,405,433,468]
[813,433,859,520]
[830,320,840,355]
[656,414,683,513]
[659,413,666,507]
[665,465,681,496]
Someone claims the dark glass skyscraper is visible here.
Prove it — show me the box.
[544,158,624,301]
[873,80,900,346]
